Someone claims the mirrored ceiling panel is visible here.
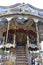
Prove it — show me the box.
[16,17,28,24]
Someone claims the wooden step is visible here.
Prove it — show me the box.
[16,46,28,65]
[16,61,28,64]
[16,57,27,59]
[16,54,26,56]
[16,63,28,65]
[16,59,27,61]
[16,52,26,54]
[16,53,26,55]
[16,51,25,52]
[16,56,26,57]
[16,46,25,48]
[16,60,27,63]
[16,49,25,50]
[16,58,27,60]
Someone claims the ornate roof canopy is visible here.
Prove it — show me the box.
[0,3,43,18]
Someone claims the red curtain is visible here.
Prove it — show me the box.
[3,29,15,36]
[3,29,36,37]
[28,30,36,37]
[16,29,27,33]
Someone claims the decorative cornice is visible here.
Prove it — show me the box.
[0,13,43,20]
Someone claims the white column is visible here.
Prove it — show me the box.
[6,17,12,44]
[34,18,40,49]
[6,21,10,44]
[27,35,29,48]
[3,36,5,47]
[13,34,16,48]
[36,23,40,48]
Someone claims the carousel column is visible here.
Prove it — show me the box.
[34,19,40,49]
[13,34,16,48]
[6,21,10,44]
[27,34,29,48]
[36,23,40,49]
[5,17,12,49]
[3,36,5,47]
[13,25,17,48]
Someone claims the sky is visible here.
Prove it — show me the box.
[0,0,43,9]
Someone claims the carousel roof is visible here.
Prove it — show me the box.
[0,3,43,17]
[0,3,43,26]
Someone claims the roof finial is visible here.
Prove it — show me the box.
[23,2,25,4]
[22,2,25,5]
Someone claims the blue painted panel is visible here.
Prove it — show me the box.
[0,7,7,13]
[26,5,36,13]
[38,11,43,16]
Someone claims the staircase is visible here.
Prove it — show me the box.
[16,46,28,65]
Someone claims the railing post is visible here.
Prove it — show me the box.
[13,34,16,48]
[27,35,29,48]
[26,45,31,65]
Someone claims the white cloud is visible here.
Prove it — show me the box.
[0,0,43,9]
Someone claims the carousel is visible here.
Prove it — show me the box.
[0,3,43,65]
